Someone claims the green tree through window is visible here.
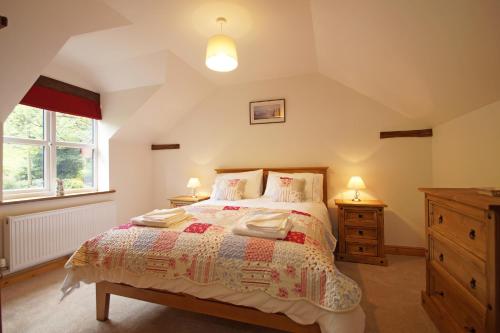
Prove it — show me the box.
[3,105,96,195]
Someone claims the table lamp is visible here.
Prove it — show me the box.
[347,176,366,202]
[187,177,201,198]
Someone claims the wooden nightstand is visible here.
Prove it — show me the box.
[335,199,387,266]
[169,195,210,208]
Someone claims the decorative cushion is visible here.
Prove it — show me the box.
[271,177,305,203]
[213,179,247,201]
[264,172,323,202]
[210,169,263,199]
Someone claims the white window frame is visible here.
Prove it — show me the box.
[3,108,98,199]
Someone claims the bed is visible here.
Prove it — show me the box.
[61,167,365,333]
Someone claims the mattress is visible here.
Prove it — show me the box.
[62,198,365,333]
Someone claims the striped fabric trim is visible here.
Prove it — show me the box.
[271,177,305,202]
[214,179,246,200]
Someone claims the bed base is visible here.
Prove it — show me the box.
[96,281,321,333]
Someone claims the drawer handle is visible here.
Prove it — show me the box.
[438,253,444,262]
[358,246,364,252]
[438,215,443,224]
[433,291,444,297]
[357,230,364,236]
[358,214,364,218]
[470,278,477,289]
[469,229,476,240]
[465,326,476,333]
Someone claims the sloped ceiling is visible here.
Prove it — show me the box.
[111,51,215,143]
[43,0,500,126]
[48,0,317,90]
[0,0,130,122]
[311,0,500,125]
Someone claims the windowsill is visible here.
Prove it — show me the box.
[0,189,116,206]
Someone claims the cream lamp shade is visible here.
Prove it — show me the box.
[205,17,238,72]
[187,178,201,197]
[347,176,366,190]
[187,178,201,189]
[347,176,366,202]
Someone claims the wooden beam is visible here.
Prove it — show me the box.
[34,75,100,103]
[151,144,180,150]
[380,129,432,139]
[0,16,7,29]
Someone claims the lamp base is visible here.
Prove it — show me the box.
[352,189,361,202]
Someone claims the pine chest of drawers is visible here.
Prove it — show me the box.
[335,199,387,266]
[419,188,500,333]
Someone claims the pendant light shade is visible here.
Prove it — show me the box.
[205,17,238,72]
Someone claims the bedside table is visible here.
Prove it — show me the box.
[335,199,387,266]
[169,195,210,208]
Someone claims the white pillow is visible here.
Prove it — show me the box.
[211,169,263,199]
[264,171,323,202]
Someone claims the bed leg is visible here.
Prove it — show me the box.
[96,282,110,321]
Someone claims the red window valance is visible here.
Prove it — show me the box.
[20,76,102,120]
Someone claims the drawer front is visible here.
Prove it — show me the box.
[344,209,378,227]
[429,265,486,333]
[171,201,190,208]
[429,203,487,260]
[345,209,376,221]
[346,241,378,257]
[430,235,487,304]
[345,226,377,240]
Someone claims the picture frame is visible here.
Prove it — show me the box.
[249,99,285,125]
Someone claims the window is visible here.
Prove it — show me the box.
[3,104,97,198]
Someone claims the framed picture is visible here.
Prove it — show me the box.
[249,99,285,125]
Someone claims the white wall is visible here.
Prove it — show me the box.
[152,73,433,247]
[109,139,154,225]
[433,100,500,187]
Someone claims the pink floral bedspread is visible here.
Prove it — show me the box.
[63,205,361,312]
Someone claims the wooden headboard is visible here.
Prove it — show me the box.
[215,167,328,205]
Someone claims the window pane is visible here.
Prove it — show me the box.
[56,147,94,189]
[56,113,93,144]
[3,143,45,190]
[4,105,44,140]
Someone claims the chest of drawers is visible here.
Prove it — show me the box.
[335,199,387,266]
[420,188,500,333]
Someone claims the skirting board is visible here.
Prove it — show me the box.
[0,255,70,288]
[385,245,426,257]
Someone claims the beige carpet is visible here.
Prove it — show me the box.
[2,255,438,333]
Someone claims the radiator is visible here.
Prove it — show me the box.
[4,201,116,273]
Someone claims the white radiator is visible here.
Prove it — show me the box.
[4,201,116,273]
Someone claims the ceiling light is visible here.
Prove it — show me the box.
[205,17,238,72]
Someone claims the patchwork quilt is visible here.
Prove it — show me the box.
[63,205,361,312]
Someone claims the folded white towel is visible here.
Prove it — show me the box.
[246,218,289,232]
[142,208,185,218]
[240,211,290,232]
[232,218,292,239]
[131,211,191,228]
